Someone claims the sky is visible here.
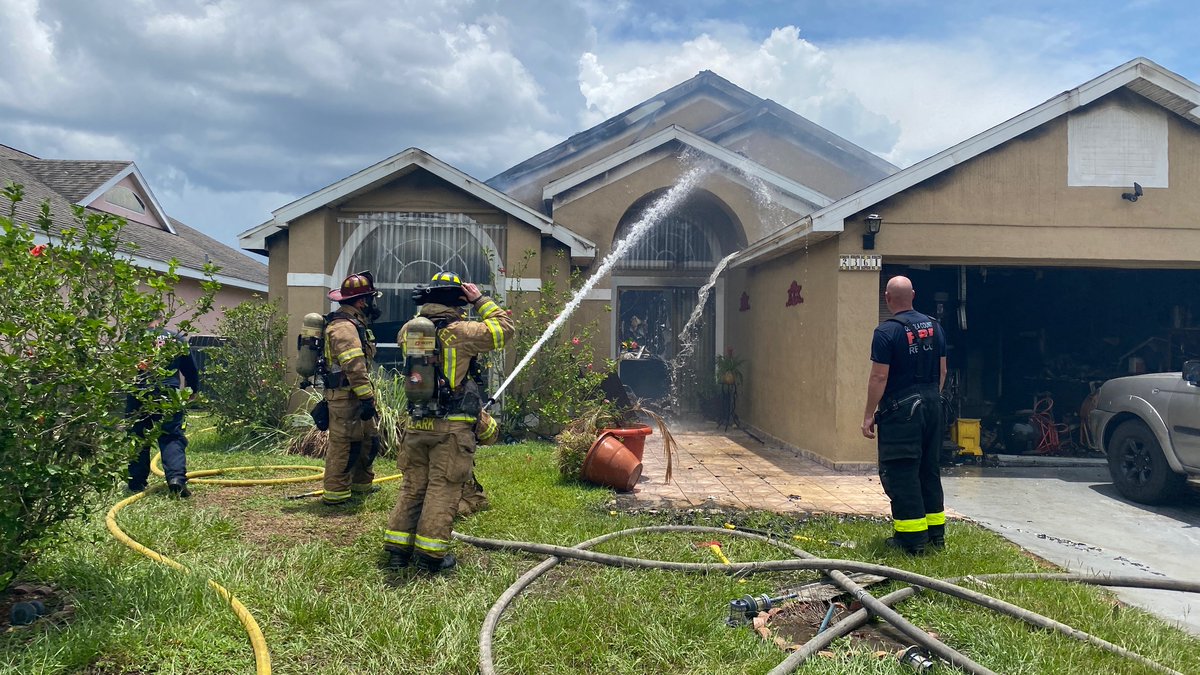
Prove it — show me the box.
[2,0,1198,256]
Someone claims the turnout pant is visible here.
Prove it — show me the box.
[876,386,945,550]
[128,409,189,488]
[323,396,379,505]
[384,420,476,561]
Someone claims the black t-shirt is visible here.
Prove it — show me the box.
[870,310,945,397]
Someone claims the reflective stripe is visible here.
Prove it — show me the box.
[893,518,928,533]
[352,384,373,397]
[484,318,504,349]
[925,511,946,527]
[479,417,498,441]
[351,483,375,492]
[447,415,477,423]
[478,300,500,318]
[337,347,364,363]
[323,490,352,504]
[384,530,414,546]
[415,534,450,552]
[443,347,457,390]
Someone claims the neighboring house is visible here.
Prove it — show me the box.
[1,144,267,334]
[241,70,893,393]
[246,58,1200,468]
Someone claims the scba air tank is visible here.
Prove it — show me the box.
[296,313,326,378]
[403,316,438,411]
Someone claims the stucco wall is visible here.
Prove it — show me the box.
[165,277,261,335]
[848,96,1200,267]
[730,236,842,458]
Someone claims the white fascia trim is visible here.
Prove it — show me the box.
[288,273,334,288]
[78,163,176,235]
[28,231,267,292]
[238,219,278,252]
[542,125,834,209]
[268,148,597,262]
[505,277,542,292]
[800,58,1196,239]
[732,220,842,268]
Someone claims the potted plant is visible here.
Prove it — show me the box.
[715,347,745,386]
[554,401,621,481]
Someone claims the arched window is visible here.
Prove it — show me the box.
[613,193,731,271]
[334,212,506,364]
[103,186,146,214]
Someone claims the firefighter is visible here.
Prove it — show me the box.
[861,275,947,555]
[322,271,383,506]
[126,325,201,498]
[384,272,514,573]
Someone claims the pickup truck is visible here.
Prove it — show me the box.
[1088,361,1200,504]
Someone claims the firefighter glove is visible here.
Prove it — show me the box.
[359,397,378,420]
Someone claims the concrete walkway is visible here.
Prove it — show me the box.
[629,422,893,516]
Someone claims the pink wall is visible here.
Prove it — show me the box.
[89,176,160,228]
[160,276,263,334]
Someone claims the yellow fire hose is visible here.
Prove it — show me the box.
[104,454,403,674]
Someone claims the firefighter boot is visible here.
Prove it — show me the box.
[386,547,413,570]
[167,478,192,499]
[414,552,457,575]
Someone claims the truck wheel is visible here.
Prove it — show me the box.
[1106,419,1186,505]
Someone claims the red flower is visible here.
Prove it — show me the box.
[586,363,594,371]
[630,341,638,349]
[498,267,507,274]
[571,337,580,346]
[30,244,47,257]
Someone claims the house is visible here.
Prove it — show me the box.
[0,143,267,333]
[240,71,893,404]
[244,58,1200,468]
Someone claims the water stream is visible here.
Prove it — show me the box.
[666,250,738,409]
[489,163,711,403]
[663,160,799,410]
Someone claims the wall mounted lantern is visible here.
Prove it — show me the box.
[863,213,882,250]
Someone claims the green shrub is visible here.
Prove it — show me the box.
[495,250,617,439]
[203,299,291,430]
[0,184,215,589]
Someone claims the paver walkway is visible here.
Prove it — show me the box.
[628,421,894,516]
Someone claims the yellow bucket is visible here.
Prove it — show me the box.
[952,418,982,456]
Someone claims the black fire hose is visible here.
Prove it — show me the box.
[456,525,1199,675]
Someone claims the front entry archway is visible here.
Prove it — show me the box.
[610,189,744,406]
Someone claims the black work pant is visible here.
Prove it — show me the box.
[876,387,945,549]
[128,409,189,488]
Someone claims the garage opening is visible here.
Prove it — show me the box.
[884,264,1200,456]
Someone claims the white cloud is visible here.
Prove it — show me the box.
[824,19,1122,166]
[576,19,1138,167]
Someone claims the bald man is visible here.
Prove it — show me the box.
[862,276,947,555]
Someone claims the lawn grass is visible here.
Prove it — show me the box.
[2,424,1199,674]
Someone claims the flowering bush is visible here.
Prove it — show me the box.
[0,184,216,589]
[493,249,616,439]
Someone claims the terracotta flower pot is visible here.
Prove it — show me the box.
[581,432,643,492]
[597,423,653,461]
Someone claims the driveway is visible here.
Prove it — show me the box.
[942,463,1200,635]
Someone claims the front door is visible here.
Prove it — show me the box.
[616,287,715,406]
